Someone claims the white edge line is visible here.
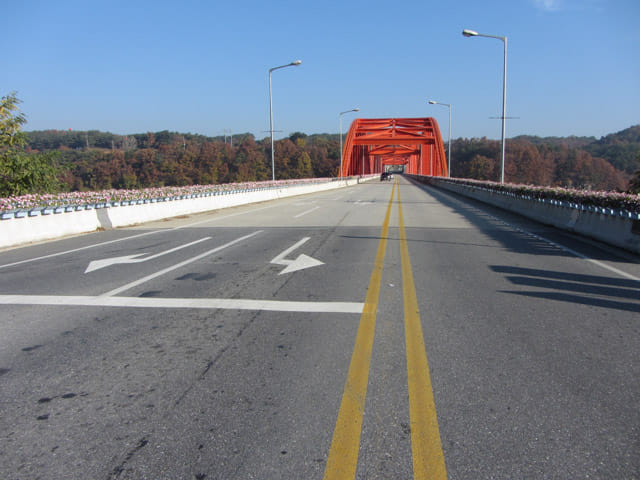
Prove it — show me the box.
[491,214,640,283]
[0,295,364,314]
[525,230,640,282]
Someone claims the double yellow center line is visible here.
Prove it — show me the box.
[323,180,447,480]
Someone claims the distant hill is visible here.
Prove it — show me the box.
[513,125,640,174]
[596,125,640,144]
[25,129,256,152]
[20,126,640,193]
[511,135,597,149]
[583,125,640,174]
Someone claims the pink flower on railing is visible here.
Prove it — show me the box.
[435,177,640,214]
[0,178,335,213]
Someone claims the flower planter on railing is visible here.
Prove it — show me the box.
[0,176,378,249]
[431,177,640,216]
[0,178,338,217]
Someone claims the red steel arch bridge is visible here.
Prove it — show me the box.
[340,117,448,177]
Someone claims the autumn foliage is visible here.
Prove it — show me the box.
[452,136,631,191]
[21,125,640,194]
[25,130,339,192]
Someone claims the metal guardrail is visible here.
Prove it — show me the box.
[0,178,353,221]
[406,174,640,254]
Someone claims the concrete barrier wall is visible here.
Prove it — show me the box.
[2,209,101,247]
[407,175,640,255]
[1,177,373,249]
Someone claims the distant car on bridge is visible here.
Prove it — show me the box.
[380,172,393,181]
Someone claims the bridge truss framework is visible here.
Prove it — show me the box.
[341,117,448,177]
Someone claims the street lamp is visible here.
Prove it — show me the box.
[269,60,302,181]
[339,108,359,178]
[428,100,452,177]
[462,28,507,183]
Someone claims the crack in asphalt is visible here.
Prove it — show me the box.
[108,437,149,479]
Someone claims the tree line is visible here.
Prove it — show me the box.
[450,135,635,191]
[25,130,338,192]
[19,128,640,195]
[2,92,639,197]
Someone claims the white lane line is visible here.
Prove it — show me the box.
[0,295,364,314]
[0,230,163,270]
[0,201,285,270]
[174,202,283,227]
[101,231,263,297]
[294,206,320,218]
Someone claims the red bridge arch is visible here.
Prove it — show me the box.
[341,117,448,177]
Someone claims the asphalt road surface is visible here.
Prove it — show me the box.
[1,176,639,479]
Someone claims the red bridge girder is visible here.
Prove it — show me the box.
[341,117,448,177]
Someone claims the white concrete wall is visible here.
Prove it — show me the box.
[407,175,640,255]
[1,209,101,247]
[1,177,374,249]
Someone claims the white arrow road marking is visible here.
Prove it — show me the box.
[271,237,324,275]
[85,237,212,273]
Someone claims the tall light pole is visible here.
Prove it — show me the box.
[463,28,507,183]
[339,108,359,178]
[428,100,452,177]
[269,60,302,181]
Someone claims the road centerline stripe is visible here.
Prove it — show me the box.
[397,182,448,479]
[323,183,396,480]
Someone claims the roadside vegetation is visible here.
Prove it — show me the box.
[2,91,639,212]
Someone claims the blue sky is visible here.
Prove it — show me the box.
[4,0,639,140]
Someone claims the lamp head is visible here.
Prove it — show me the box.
[353,108,360,112]
[291,60,302,65]
[462,29,478,37]
[428,100,437,104]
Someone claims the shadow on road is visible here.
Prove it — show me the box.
[491,265,640,313]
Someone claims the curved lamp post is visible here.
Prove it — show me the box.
[269,60,302,181]
[428,100,452,177]
[463,28,507,183]
[339,108,359,178]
